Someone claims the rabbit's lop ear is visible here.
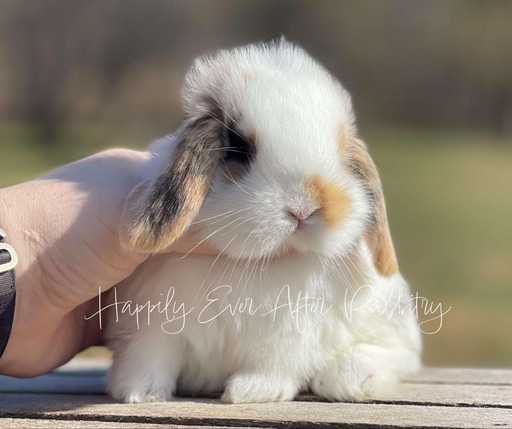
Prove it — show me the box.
[122,117,222,253]
[346,138,398,277]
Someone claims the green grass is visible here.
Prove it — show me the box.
[365,128,512,367]
[0,123,164,184]
[1,124,511,367]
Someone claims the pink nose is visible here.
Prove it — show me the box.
[287,208,315,221]
[287,207,317,230]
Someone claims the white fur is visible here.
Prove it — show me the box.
[105,40,421,403]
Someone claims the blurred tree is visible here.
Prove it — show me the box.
[0,0,188,140]
[0,0,511,139]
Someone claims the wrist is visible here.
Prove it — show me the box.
[0,226,16,359]
[0,185,79,376]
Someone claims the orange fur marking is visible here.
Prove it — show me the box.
[305,175,350,228]
[345,138,399,277]
[337,125,347,157]
[373,226,399,277]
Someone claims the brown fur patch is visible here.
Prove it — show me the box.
[142,174,210,252]
[337,125,347,157]
[345,138,398,276]
[245,129,256,144]
[125,174,213,253]
[123,116,222,253]
[305,175,351,228]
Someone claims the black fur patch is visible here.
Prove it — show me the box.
[140,116,223,240]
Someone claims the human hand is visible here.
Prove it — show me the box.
[0,148,214,377]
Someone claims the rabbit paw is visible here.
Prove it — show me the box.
[222,372,298,403]
[107,362,177,403]
[310,345,406,401]
[107,380,175,403]
[123,391,171,404]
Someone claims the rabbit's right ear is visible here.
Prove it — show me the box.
[121,117,223,253]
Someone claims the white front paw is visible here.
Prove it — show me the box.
[311,344,418,401]
[107,376,175,403]
[222,372,298,404]
[107,359,178,403]
[119,391,171,404]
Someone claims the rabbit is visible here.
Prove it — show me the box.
[104,39,422,404]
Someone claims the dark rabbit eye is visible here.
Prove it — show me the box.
[224,127,254,165]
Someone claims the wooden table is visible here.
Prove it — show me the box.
[1,359,511,428]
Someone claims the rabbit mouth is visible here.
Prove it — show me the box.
[196,224,334,261]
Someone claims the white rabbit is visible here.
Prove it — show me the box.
[104,40,421,404]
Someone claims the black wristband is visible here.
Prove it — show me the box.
[0,228,17,358]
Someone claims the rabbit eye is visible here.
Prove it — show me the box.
[224,127,254,165]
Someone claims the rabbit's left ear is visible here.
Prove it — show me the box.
[121,117,222,253]
[346,138,398,277]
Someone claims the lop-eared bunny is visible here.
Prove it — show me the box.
[105,40,421,403]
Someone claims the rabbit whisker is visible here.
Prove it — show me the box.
[177,215,248,261]
[192,232,241,305]
[206,102,243,135]
[190,207,251,226]
[219,167,253,195]
[214,234,257,319]
[207,113,245,141]
[219,215,257,238]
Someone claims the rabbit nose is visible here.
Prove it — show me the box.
[287,206,317,230]
[287,208,314,220]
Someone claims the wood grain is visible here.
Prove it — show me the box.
[1,361,511,428]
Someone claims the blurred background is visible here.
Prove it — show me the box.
[0,0,510,367]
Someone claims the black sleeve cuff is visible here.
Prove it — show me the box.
[0,243,16,358]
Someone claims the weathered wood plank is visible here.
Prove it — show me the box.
[2,363,512,428]
[407,367,512,385]
[2,366,511,407]
[0,393,511,428]
[384,382,512,407]
[0,418,254,429]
